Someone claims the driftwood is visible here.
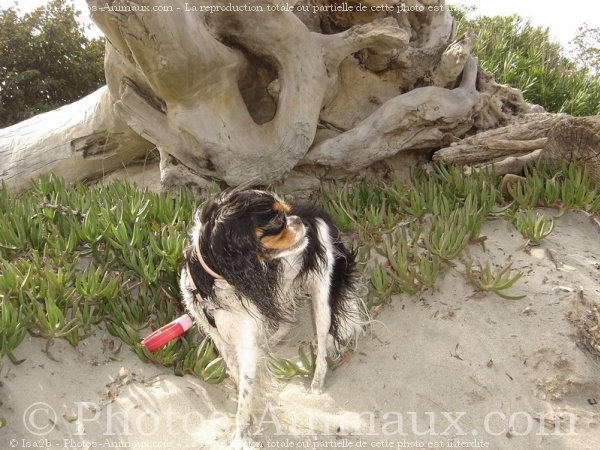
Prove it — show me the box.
[302,55,479,171]
[0,88,153,193]
[0,0,537,193]
[433,113,600,183]
[433,113,562,165]
[546,115,600,186]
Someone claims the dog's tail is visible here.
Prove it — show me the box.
[328,246,366,354]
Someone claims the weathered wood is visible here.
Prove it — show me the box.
[485,138,547,152]
[427,32,477,88]
[0,0,539,193]
[545,115,600,187]
[477,149,544,176]
[0,87,153,193]
[302,56,480,171]
[433,114,565,166]
[434,113,600,185]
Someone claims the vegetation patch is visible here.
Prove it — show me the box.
[1,160,599,381]
[454,11,600,116]
[0,176,225,382]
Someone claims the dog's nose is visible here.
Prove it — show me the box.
[289,215,303,226]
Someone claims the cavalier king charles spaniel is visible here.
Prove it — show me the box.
[180,185,363,448]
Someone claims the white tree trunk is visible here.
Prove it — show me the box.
[0,0,537,192]
[0,87,153,193]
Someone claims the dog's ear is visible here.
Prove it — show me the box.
[214,183,267,221]
[202,217,287,323]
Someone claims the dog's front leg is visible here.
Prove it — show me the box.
[229,316,261,449]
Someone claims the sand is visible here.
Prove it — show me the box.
[2,210,600,450]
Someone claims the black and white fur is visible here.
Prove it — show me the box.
[180,185,363,448]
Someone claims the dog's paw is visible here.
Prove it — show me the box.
[310,363,327,395]
[310,379,324,395]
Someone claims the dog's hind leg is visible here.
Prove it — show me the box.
[224,315,262,449]
[309,220,336,394]
[209,332,240,384]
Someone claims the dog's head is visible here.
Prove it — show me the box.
[190,185,306,321]
[199,186,307,260]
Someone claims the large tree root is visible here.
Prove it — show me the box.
[0,1,543,193]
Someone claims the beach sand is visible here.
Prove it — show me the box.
[2,210,600,450]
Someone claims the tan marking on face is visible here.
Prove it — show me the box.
[272,201,291,213]
[260,228,298,252]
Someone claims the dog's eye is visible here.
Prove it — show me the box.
[270,214,286,230]
[259,214,286,236]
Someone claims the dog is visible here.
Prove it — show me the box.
[179,185,363,447]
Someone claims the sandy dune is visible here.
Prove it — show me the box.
[2,210,600,449]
